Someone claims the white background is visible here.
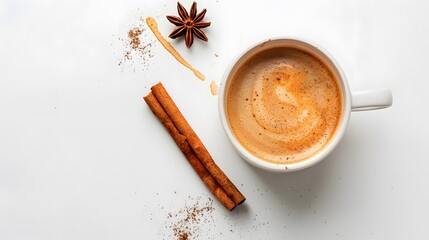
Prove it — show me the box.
[1,0,428,239]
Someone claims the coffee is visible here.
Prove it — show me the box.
[226,47,342,164]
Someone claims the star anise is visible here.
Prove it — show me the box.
[166,1,211,49]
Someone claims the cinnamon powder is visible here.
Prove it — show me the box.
[117,18,154,69]
[166,196,215,240]
[129,28,143,49]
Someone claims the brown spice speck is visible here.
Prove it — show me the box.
[165,196,215,240]
[128,28,143,49]
[117,19,154,69]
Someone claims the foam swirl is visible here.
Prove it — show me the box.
[227,47,342,164]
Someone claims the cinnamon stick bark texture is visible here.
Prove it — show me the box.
[151,82,246,205]
[144,92,236,211]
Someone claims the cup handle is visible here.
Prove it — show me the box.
[351,89,393,111]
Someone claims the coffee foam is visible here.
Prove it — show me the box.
[227,47,342,164]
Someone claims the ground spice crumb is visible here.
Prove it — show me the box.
[117,19,155,69]
[165,196,215,240]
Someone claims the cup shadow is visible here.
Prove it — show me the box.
[243,126,359,215]
[249,159,330,211]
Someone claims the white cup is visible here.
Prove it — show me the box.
[218,37,393,172]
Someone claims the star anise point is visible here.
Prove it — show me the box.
[166,1,211,48]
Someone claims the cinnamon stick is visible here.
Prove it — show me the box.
[144,92,236,211]
[151,83,246,205]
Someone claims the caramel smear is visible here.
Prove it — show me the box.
[145,17,206,81]
[210,81,218,96]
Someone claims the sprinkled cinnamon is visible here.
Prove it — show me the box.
[165,196,215,240]
[117,23,154,68]
[128,28,143,49]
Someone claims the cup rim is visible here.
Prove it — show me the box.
[218,36,352,172]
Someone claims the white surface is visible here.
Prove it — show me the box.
[0,0,428,239]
